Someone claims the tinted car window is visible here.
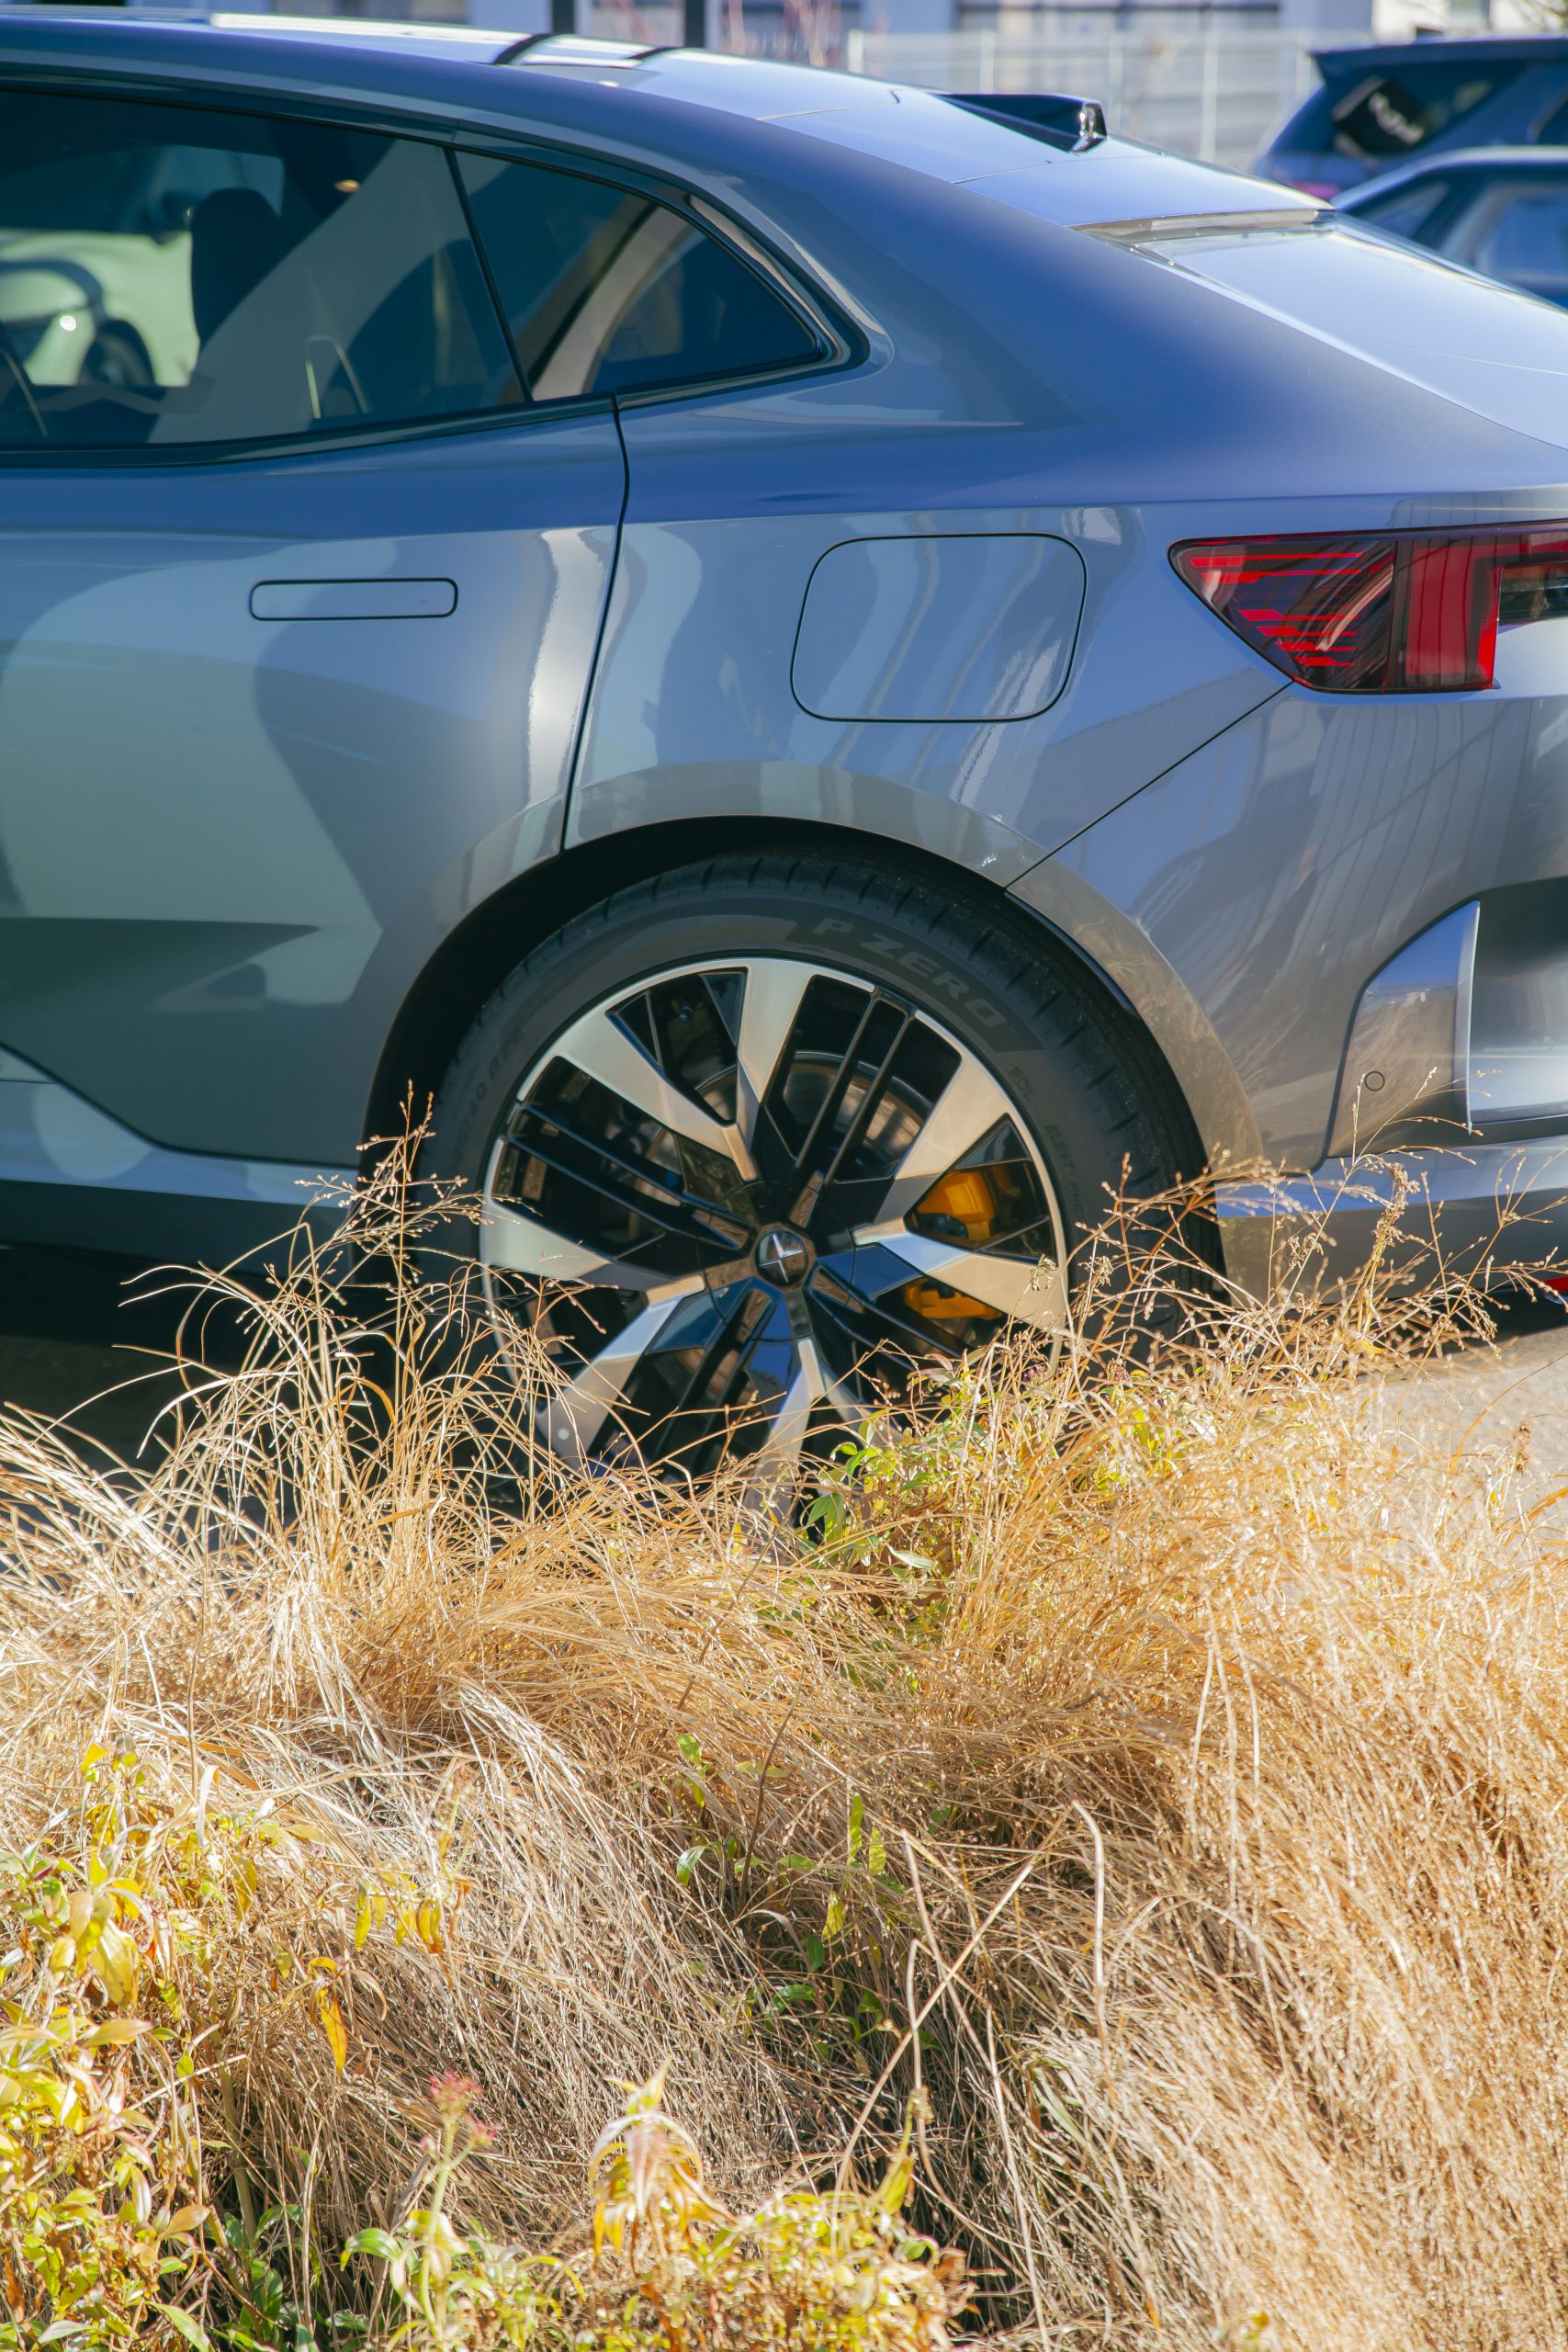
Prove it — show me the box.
[457,152,819,401]
[1328,62,1519,162]
[1467,183,1568,297]
[1351,175,1453,242]
[0,94,522,450]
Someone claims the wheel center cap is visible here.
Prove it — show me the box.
[755,1226,812,1289]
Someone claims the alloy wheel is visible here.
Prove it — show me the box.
[479,956,1066,1476]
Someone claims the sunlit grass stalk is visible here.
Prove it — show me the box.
[1,1144,1563,2349]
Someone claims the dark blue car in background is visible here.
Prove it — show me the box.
[1258,35,1568,199]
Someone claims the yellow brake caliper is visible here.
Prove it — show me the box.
[902,1166,1002,1326]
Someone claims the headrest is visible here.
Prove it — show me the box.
[188,188,289,345]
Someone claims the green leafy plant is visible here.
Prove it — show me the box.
[0,1758,214,2350]
[344,2071,965,2352]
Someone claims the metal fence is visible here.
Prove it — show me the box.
[851,21,1351,168]
[573,6,1356,166]
[90,0,1359,172]
[584,0,853,62]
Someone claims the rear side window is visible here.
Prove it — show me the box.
[0,92,522,450]
[457,152,820,401]
[1326,61,1520,163]
[1467,183,1568,291]
[1351,175,1453,243]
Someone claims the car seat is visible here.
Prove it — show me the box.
[188,187,289,344]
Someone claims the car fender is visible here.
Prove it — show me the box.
[566,756,1046,888]
[1008,852,1265,1182]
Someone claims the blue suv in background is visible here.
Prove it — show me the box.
[1258,35,1568,198]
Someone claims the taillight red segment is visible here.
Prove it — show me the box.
[1172,524,1568,693]
[1174,537,1398,687]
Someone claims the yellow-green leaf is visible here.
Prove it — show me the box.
[93,1921,139,2007]
[315,1984,348,2075]
[157,2303,212,2352]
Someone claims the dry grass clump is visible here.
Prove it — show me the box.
[3,1160,1568,2349]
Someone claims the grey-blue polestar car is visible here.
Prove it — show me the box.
[6,11,1568,1473]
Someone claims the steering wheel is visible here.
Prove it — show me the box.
[0,321,46,441]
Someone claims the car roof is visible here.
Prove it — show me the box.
[0,11,1311,230]
[0,13,924,119]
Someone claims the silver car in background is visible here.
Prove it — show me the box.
[5,11,1568,1473]
[1338,148,1568,307]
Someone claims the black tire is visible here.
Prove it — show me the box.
[424,852,1201,1467]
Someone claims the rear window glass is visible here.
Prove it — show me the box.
[1106,212,1568,446]
[1326,60,1519,162]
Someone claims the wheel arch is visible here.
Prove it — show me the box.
[361,814,1215,1183]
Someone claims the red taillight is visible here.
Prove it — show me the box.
[1172,525,1568,694]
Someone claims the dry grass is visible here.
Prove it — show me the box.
[4,1159,1568,2349]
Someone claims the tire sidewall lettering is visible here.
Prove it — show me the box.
[800,918,1010,1030]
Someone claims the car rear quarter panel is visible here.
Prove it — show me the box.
[570,415,1284,879]
[1021,621,1568,1176]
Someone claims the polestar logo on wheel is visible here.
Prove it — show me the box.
[755,1227,812,1289]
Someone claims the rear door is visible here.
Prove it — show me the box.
[0,84,625,1174]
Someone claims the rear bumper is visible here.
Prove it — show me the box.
[1216,1136,1568,1298]
[1028,627,1568,1204]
